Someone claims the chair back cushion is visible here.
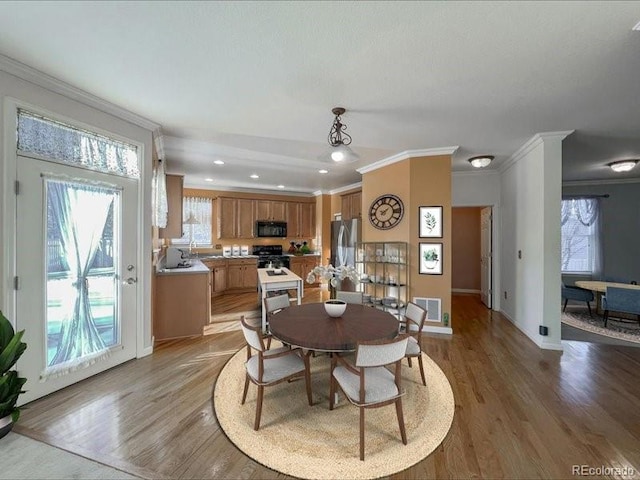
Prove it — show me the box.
[264,293,290,314]
[241,319,264,352]
[336,291,363,304]
[356,336,409,367]
[405,302,427,331]
[604,287,640,314]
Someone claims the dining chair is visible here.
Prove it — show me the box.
[561,282,594,316]
[336,291,363,304]
[263,293,291,348]
[602,287,640,328]
[399,302,427,386]
[329,335,410,461]
[240,316,313,430]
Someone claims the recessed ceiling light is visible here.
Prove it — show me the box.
[468,155,494,168]
[319,169,329,174]
[633,20,640,31]
[277,185,285,189]
[213,160,225,165]
[250,174,259,179]
[608,160,638,173]
[205,178,214,182]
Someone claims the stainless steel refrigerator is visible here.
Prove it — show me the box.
[330,218,361,291]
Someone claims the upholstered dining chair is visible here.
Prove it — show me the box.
[336,291,363,304]
[240,316,313,430]
[561,282,594,316]
[263,293,291,348]
[399,302,427,386]
[329,335,410,461]
[602,287,640,328]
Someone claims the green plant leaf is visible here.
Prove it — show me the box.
[0,330,26,375]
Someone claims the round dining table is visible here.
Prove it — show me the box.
[268,303,400,352]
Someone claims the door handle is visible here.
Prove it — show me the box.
[124,277,137,285]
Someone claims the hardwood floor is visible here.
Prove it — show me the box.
[15,294,640,479]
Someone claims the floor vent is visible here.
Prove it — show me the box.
[413,297,441,322]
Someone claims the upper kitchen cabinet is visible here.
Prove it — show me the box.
[286,201,316,238]
[341,190,362,221]
[255,200,286,221]
[159,174,184,238]
[217,197,255,239]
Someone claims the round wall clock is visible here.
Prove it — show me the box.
[369,194,404,230]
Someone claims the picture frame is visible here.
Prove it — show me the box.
[419,206,443,238]
[419,242,443,275]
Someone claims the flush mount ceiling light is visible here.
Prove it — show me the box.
[608,160,638,172]
[328,107,359,162]
[250,174,259,179]
[213,160,225,165]
[468,155,494,168]
[319,169,329,174]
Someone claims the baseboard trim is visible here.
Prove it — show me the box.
[499,309,564,351]
[423,325,453,335]
[139,345,153,358]
[452,288,481,294]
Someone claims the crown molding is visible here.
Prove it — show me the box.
[563,177,640,187]
[452,169,500,178]
[0,54,159,131]
[356,147,459,174]
[312,190,328,196]
[328,182,363,195]
[183,182,315,197]
[500,130,574,174]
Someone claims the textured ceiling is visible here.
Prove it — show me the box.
[1,1,639,192]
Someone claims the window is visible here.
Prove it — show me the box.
[173,197,213,246]
[561,198,599,274]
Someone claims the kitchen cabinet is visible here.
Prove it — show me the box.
[290,255,320,285]
[255,200,286,221]
[286,201,316,238]
[341,190,362,221]
[154,268,211,340]
[159,174,184,238]
[217,197,255,239]
[203,259,227,297]
[226,258,258,291]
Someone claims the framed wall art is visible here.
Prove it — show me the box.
[419,242,443,275]
[419,206,442,238]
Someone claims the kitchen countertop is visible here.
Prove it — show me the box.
[156,259,211,275]
[257,267,302,285]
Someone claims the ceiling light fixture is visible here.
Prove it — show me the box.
[319,169,329,174]
[205,178,214,182]
[468,155,494,168]
[214,160,225,165]
[608,160,638,172]
[277,185,285,189]
[250,174,259,179]
[328,107,358,162]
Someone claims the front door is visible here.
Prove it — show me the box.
[480,207,492,308]
[16,156,139,403]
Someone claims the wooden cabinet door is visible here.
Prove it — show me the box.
[300,203,316,238]
[217,197,236,239]
[271,201,286,221]
[159,174,184,238]
[227,264,245,289]
[290,258,304,278]
[213,266,227,293]
[255,200,271,221]
[350,191,362,219]
[243,265,258,289]
[236,199,255,238]
[286,202,300,238]
[341,194,352,220]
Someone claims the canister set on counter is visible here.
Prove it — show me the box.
[222,245,250,257]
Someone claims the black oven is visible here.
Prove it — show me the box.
[256,221,287,238]
[256,256,291,269]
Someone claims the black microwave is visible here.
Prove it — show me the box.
[256,221,287,238]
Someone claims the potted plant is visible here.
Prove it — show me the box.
[0,310,27,440]
[423,248,439,270]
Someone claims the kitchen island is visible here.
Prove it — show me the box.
[257,267,303,332]
[155,259,211,341]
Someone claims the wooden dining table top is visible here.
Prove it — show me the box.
[268,302,400,352]
[575,280,640,293]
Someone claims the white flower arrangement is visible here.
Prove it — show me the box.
[306,264,360,287]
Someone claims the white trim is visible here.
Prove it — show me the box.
[0,54,159,131]
[139,345,154,358]
[312,190,327,196]
[563,177,640,186]
[356,147,459,174]
[423,325,453,335]
[328,182,363,195]
[541,340,564,351]
[500,131,574,174]
[183,183,316,197]
[452,169,500,178]
[452,288,481,294]
[500,309,564,351]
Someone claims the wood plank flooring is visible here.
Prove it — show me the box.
[14,294,640,479]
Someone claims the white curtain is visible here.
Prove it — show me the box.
[45,180,115,378]
[175,197,213,245]
[152,160,168,228]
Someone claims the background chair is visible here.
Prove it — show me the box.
[561,282,594,316]
[329,335,410,461]
[263,293,291,347]
[240,316,312,430]
[602,287,640,328]
[336,291,363,304]
[399,302,427,386]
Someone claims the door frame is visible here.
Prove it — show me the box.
[1,98,152,362]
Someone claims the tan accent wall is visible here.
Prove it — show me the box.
[361,155,452,325]
[318,194,332,265]
[452,207,481,291]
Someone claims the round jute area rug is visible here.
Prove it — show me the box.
[214,345,454,480]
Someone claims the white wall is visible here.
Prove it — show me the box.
[499,133,567,350]
[0,61,155,354]
[452,171,501,310]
